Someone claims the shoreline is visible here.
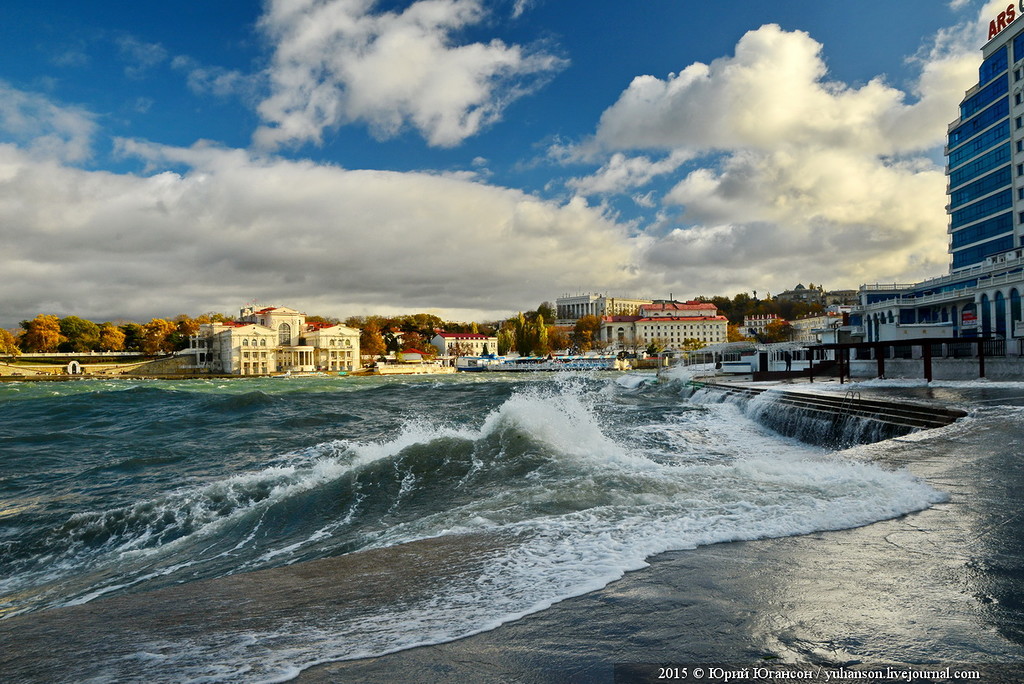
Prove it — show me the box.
[2,383,1022,682]
[295,391,1024,682]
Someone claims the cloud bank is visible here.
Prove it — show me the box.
[567,23,981,293]
[0,139,637,324]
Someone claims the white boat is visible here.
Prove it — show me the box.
[481,355,631,372]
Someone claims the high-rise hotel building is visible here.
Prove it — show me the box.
[856,8,1024,344]
[947,13,1020,271]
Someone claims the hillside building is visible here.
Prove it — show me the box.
[555,294,652,325]
[601,300,728,350]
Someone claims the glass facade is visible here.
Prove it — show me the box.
[951,236,1015,269]
[960,75,1008,120]
[946,35,1014,271]
[949,166,1011,208]
[979,46,1008,85]
[948,143,1010,190]
[950,189,1013,229]
[948,99,1008,148]
[948,120,1009,170]
[949,211,1013,249]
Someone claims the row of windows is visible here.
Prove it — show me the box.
[951,235,1015,269]
[980,46,1008,85]
[949,166,1011,209]
[1015,33,1024,67]
[949,211,1013,249]
[949,143,1010,190]
[239,337,352,347]
[948,120,1009,172]
[950,189,1012,229]
[949,99,1008,148]
[960,75,1007,121]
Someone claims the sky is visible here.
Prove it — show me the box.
[0,0,1012,325]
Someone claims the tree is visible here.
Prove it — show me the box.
[98,324,126,351]
[763,320,795,343]
[546,326,570,353]
[120,323,144,351]
[166,315,201,351]
[727,324,749,342]
[400,330,428,352]
[0,329,20,356]
[19,315,66,352]
[359,324,386,358]
[58,316,101,352]
[571,314,603,352]
[140,318,176,355]
[536,301,556,324]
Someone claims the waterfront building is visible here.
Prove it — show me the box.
[430,332,499,357]
[854,12,1024,353]
[555,294,652,325]
[188,306,361,375]
[601,300,728,350]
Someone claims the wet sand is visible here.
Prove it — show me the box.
[299,393,1024,683]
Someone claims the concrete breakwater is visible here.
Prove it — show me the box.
[686,381,968,447]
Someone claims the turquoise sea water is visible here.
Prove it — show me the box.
[0,372,947,681]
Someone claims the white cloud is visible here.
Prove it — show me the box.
[253,0,566,149]
[0,138,640,325]
[568,150,692,197]
[171,56,258,99]
[563,23,981,293]
[116,36,168,79]
[0,82,98,163]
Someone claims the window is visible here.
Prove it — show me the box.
[242,339,249,346]
[1016,68,1023,82]
[278,323,291,346]
[1016,92,1022,105]
[1018,187,1024,200]
[1018,139,1023,152]
[1017,164,1023,176]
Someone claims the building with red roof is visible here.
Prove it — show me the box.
[600,300,728,350]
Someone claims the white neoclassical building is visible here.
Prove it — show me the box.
[188,306,361,375]
[555,294,652,325]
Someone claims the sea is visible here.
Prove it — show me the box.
[0,370,951,682]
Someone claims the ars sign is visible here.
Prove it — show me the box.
[989,2,1024,40]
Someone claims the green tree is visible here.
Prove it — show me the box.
[120,323,144,352]
[19,314,66,352]
[58,316,101,352]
